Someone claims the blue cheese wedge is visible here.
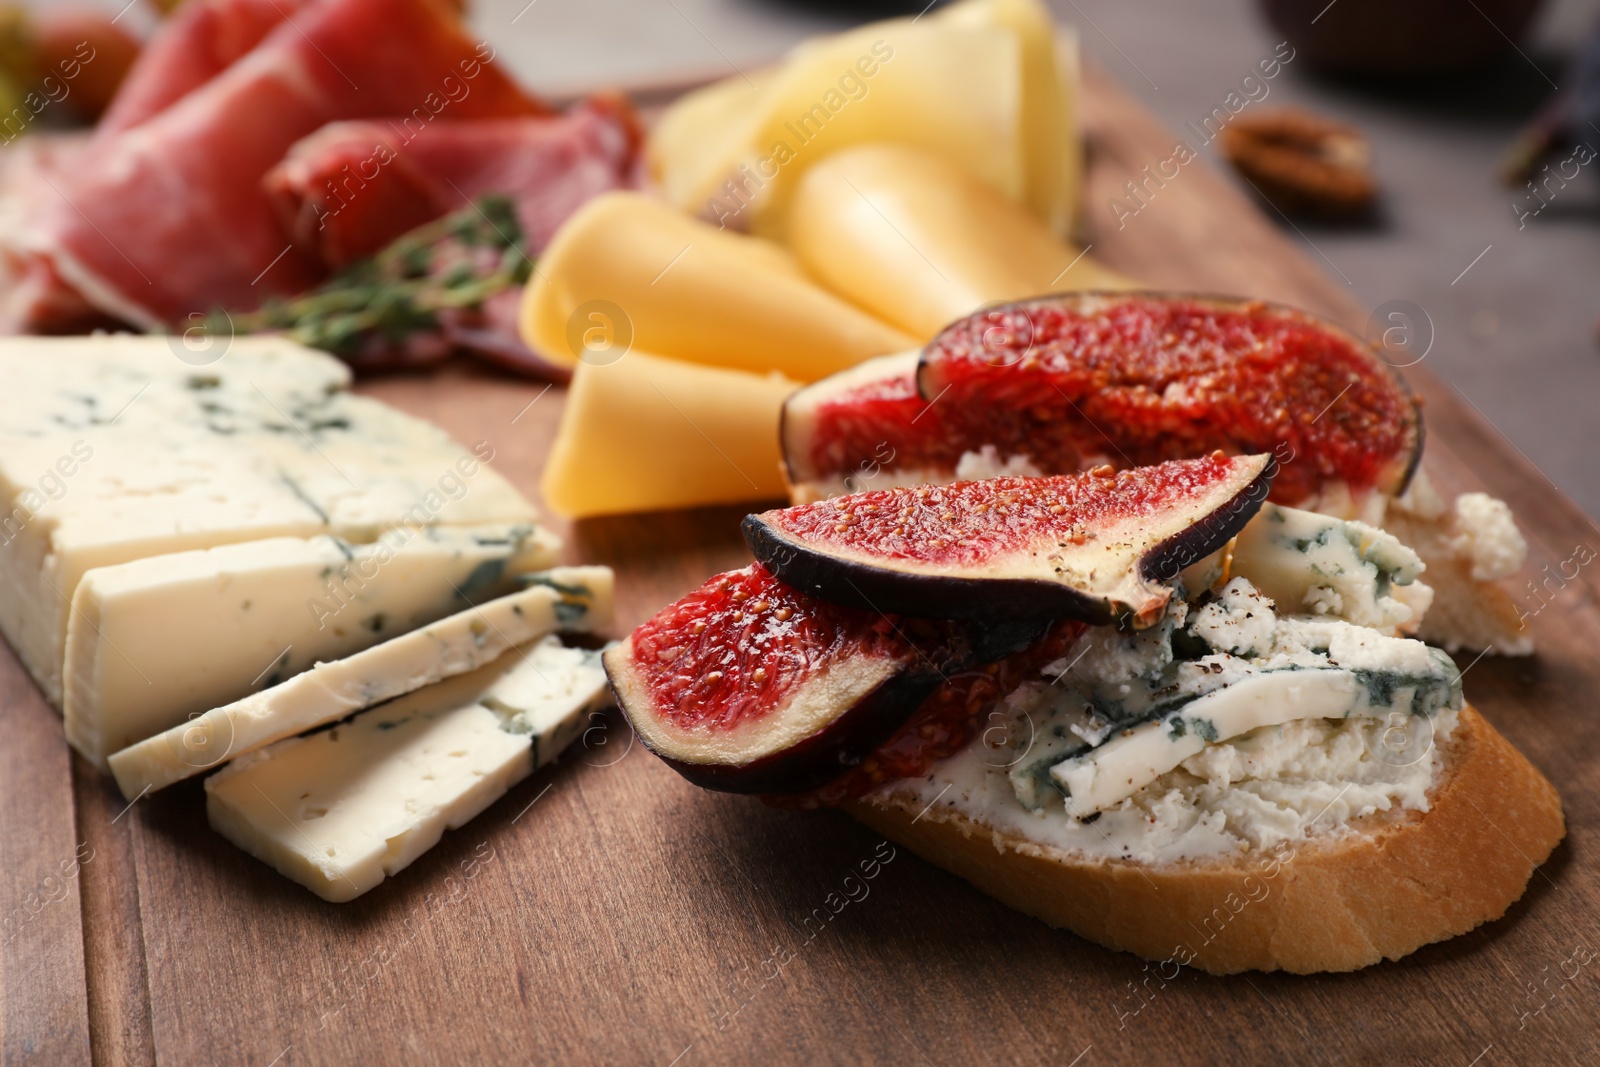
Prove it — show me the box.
[107,566,613,799]
[204,637,611,903]
[64,524,561,769]
[1231,503,1429,633]
[0,337,536,708]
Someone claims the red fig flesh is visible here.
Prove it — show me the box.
[782,293,1421,508]
[747,454,1273,627]
[603,564,1048,794]
[780,351,958,498]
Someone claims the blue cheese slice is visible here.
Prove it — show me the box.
[0,337,536,707]
[64,524,561,769]
[204,637,611,902]
[107,566,613,798]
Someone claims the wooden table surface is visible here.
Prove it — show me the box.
[4,63,1598,1067]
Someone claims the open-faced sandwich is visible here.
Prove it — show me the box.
[604,295,1562,974]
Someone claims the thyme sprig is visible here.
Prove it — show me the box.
[215,195,533,358]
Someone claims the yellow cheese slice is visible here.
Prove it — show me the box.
[937,0,1081,234]
[650,0,1082,239]
[787,144,1139,339]
[736,21,1022,236]
[540,351,797,518]
[650,23,1023,229]
[647,68,773,210]
[519,193,911,381]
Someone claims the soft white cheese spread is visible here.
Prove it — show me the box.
[893,706,1455,865]
[953,446,1044,481]
[876,573,1462,866]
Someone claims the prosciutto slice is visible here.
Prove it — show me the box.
[0,0,545,332]
[265,95,643,269]
[96,0,313,137]
[0,136,120,334]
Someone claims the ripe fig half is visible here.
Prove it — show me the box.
[780,350,954,503]
[604,564,1047,794]
[780,292,1421,510]
[746,453,1274,627]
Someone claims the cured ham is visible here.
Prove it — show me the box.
[95,0,313,136]
[266,96,643,269]
[0,0,545,333]
[0,136,119,334]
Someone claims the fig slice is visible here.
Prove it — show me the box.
[781,350,957,504]
[604,563,1047,794]
[746,453,1274,626]
[781,292,1422,509]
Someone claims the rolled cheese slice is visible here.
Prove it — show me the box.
[787,144,1138,339]
[652,20,1024,230]
[647,68,773,210]
[519,192,911,381]
[541,351,797,518]
[937,0,1082,234]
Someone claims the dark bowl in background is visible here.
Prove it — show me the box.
[1260,0,1545,77]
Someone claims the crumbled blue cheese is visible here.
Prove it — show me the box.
[993,684,1104,810]
[1040,578,1460,814]
[1295,477,1390,526]
[1045,597,1186,694]
[920,574,1463,858]
[1050,645,1459,815]
[888,705,1456,864]
[1389,468,1448,521]
[1186,578,1275,656]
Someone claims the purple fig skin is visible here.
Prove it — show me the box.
[744,458,1275,627]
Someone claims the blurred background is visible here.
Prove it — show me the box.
[15,0,1600,519]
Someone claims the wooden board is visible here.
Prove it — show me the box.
[5,62,1599,1067]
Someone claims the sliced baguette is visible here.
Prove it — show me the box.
[848,706,1563,974]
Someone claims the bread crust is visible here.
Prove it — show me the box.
[848,706,1563,974]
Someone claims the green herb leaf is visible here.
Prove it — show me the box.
[200,196,534,359]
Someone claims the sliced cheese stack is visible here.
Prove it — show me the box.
[649,0,1083,237]
[1,337,624,903]
[205,636,611,902]
[787,145,1137,338]
[0,337,545,751]
[67,524,560,768]
[109,567,614,797]
[521,193,912,380]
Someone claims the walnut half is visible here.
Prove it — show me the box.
[1220,108,1378,219]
